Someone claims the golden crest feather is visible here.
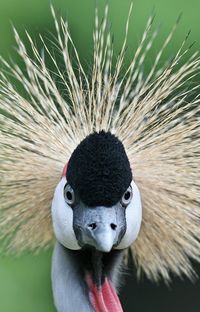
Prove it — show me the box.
[0,5,200,282]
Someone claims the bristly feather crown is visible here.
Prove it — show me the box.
[0,5,200,282]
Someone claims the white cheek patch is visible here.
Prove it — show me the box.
[116,181,142,250]
[51,177,80,250]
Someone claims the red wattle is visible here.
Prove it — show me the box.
[62,163,68,177]
[86,274,123,312]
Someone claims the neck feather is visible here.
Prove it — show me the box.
[52,242,124,312]
[74,248,124,312]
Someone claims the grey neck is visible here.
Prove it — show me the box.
[51,242,124,312]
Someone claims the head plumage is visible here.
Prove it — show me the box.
[67,131,132,207]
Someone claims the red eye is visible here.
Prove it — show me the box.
[121,186,132,207]
[64,184,75,206]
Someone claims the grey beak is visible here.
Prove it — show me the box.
[86,221,117,252]
[73,204,126,252]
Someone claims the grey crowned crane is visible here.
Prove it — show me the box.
[0,5,200,312]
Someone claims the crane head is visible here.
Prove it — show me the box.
[51,131,142,252]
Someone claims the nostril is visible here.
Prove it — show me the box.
[88,223,97,230]
[110,223,117,230]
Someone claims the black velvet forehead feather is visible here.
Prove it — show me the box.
[66,131,132,207]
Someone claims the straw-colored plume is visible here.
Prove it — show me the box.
[0,5,200,282]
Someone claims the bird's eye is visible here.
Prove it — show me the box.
[64,184,75,206]
[121,186,132,207]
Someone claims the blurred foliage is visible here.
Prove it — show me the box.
[0,0,200,311]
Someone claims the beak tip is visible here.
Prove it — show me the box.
[92,229,116,253]
[97,244,112,253]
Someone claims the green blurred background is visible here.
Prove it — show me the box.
[0,0,200,311]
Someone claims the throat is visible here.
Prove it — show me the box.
[81,249,124,312]
[86,274,123,312]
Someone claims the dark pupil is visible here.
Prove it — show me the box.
[124,191,130,201]
[66,191,72,201]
